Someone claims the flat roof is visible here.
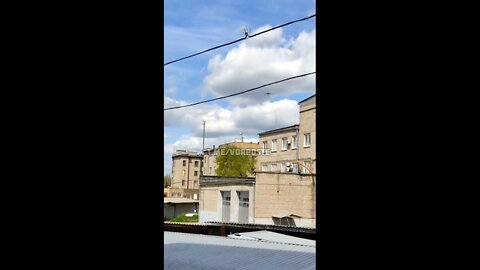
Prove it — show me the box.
[164,231,315,270]
[298,94,316,104]
[258,124,299,136]
[164,198,199,204]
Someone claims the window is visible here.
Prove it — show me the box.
[261,163,268,171]
[271,163,277,172]
[281,137,288,150]
[304,161,312,173]
[262,141,268,154]
[281,163,286,172]
[194,171,198,176]
[271,139,277,152]
[194,161,199,167]
[194,180,198,186]
[182,180,185,186]
[238,191,249,207]
[182,170,186,176]
[221,191,231,208]
[182,160,186,166]
[304,133,311,147]
[292,135,297,149]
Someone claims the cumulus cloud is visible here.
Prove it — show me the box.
[164,96,300,139]
[203,27,316,106]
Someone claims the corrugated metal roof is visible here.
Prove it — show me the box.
[228,230,316,247]
[206,221,316,232]
[164,231,315,270]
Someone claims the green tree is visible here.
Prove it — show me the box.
[215,145,256,177]
[164,174,172,188]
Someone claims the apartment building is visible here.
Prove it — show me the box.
[202,141,260,176]
[198,94,317,228]
[254,94,316,227]
[171,150,203,190]
[258,94,316,174]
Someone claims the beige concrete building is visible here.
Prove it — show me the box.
[164,187,199,199]
[202,141,260,177]
[199,176,256,223]
[298,95,316,173]
[198,174,315,227]
[258,94,316,174]
[198,94,316,228]
[171,150,203,190]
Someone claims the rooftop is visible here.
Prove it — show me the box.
[164,231,315,270]
[258,124,299,136]
[298,94,316,104]
[164,198,199,204]
[172,150,203,158]
[228,230,316,247]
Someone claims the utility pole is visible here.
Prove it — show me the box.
[202,121,206,152]
[201,121,205,177]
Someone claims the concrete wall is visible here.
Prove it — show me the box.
[254,172,316,227]
[257,127,298,172]
[203,149,217,176]
[254,218,316,228]
[299,96,316,173]
[199,184,255,223]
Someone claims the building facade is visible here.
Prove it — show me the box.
[171,150,203,190]
[202,141,260,177]
[199,176,256,223]
[198,94,316,228]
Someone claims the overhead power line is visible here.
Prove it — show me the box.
[164,71,315,111]
[164,14,316,66]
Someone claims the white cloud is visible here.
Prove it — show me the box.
[203,27,316,106]
[165,97,300,138]
[164,87,176,95]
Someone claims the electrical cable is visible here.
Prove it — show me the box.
[164,71,315,111]
[164,14,315,66]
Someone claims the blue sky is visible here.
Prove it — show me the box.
[164,0,316,175]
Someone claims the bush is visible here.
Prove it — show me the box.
[168,213,198,223]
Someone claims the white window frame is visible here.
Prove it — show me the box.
[280,163,286,172]
[271,163,277,172]
[261,164,268,172]
[262,141,268,154]
[271,139,277,152]
[304,133,311,147]
[304,160,312,173]
[281,137,288,150]
[292,135,297,149]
